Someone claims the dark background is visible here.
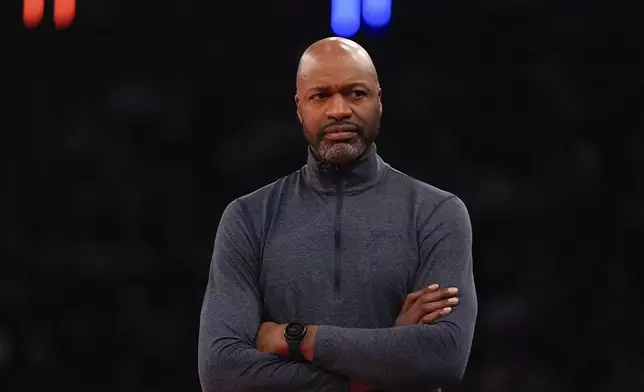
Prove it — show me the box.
[5,0,644,391]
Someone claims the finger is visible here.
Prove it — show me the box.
[420,297,459,314]
[417,287,459,304]
[420,307,452,324]
[402,284,439,312]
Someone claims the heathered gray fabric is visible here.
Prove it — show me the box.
[198,144,477,392]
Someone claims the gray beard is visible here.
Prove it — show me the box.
[316,137,368,165]
[306,122,379,165]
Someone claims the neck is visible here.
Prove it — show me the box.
[303,143,387,194]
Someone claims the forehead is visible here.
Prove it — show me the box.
[298,54,376,90]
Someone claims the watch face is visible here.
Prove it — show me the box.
[286,323,305,337]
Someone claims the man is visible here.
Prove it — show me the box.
[198,37,477,392]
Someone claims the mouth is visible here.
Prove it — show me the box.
[323,125,359,141]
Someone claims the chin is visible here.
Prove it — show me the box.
[319,142,365,165]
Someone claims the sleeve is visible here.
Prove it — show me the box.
[311,196,478,391]
[197,199,350,392]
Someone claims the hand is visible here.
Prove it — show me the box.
[395,284,459,326]
[255,322,288,356]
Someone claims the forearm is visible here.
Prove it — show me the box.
[310,321,473,390]
[198,336,348,392]
[198,286,349,392]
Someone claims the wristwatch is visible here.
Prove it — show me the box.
[284,322,307,361]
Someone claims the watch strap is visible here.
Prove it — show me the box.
[287,339,305,361]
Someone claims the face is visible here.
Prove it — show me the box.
[295,55,382,165]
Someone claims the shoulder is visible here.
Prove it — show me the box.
[386,165,466,207]
[386,165,471,227]
[237,169,301,207]
[222,168,303,221]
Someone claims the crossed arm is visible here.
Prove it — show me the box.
[197,196,477,392]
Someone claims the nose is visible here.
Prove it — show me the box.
[326,94,352,121]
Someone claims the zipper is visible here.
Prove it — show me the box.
[333,173,344,295]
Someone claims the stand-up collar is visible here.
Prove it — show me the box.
[302,143,388,194]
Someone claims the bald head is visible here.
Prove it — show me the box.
[296,37,379,91]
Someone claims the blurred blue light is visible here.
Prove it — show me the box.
[362,0,391,28]
[331,0,361,37]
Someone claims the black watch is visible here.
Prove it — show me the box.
[284,322,307,361]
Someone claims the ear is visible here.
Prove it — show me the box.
[378,88,383,116]
[294,93,303,123]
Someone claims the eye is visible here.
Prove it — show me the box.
[350,90,367,99]
[312,92,330,100]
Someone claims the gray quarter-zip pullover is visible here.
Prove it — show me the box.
[198,144,477,392]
